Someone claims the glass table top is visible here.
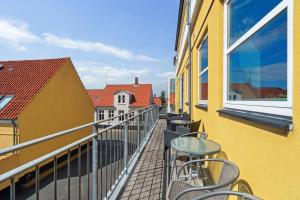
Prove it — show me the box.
[170,119,193,125]
[171,137,221,156]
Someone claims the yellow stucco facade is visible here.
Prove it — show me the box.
[0,59,94,187]
[175,0,300,199]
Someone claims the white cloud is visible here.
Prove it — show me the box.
[43,33,159,62]
[0,19,40,50]
[75,61,149,88]
[156,71,176,78]
[0,19,159,62]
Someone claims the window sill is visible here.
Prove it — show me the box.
[217,108,292,132]
[195,104,208,111]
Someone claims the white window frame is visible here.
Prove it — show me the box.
[98,110,104,120]
[223,0,293,116]
[118,110,125,121]
[179,73,184,109]
[109,110,114,121]
[198,34,208,105]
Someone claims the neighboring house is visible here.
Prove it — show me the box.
[87,78,153,125]
[154,96,163,106]
[0,58,94,182]
[174,0,299,199]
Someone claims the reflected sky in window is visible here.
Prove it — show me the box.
[200,37,208,71]
[228,10,287,101]
[229,0,282,46]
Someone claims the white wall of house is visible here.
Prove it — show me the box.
[94,91,148,126]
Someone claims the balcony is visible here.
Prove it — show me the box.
[0,106,260,200]
[0,106,162,200]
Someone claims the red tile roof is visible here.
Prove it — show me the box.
[154,97,162,106]
[87,84,153,108]
[0,58,69,119]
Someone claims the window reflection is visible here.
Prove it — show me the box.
[229,0,282,46]
[228,10,287,101]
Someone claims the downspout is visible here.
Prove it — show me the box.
[187,0,192,116]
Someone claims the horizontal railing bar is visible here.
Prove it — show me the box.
[0,133,96,183]
[0,105,156,156]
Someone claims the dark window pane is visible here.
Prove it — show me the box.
[200,37,208,71]
[228,10,287,101]
[200,71,208,100]
[229,0,282,45]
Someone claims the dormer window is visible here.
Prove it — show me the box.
[118,95,121,103]
[122,95,125,103]
[0,95,14,110]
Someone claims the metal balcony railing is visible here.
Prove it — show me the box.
[0,105,159,200]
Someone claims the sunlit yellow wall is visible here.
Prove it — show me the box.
[175,0,300,199]
[0,59,94,176]
[0,124,14,160]
[18,60,94,165]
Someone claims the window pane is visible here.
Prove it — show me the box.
[200,71,208,100]
[228,10,287,101]
[0,96,13,109]
[200,37,208,71]
[229,0,282,46]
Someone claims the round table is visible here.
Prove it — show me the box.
[170,119,193,126]
[170,137,221,183]
[171,137,221,156]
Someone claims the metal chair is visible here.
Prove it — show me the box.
[192,191,262,200]
[166,158,240,200]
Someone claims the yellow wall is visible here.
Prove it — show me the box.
[0,59,94,176]
[175,0,300,199]
[0,124,15,160]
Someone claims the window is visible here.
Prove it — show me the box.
[0,95,14,109]
[129,112,135,121]
[122,95,126,103]
[224,0,293,116]
[109,110,114,121]
[98,110,104,120]
[186,67,190,103]
[198,34,208,104]
[180,73,184,109]
[118,110,125,121]
[118,95,121,103]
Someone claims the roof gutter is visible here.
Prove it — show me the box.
[0,119,17,124]
[175,0,184,51]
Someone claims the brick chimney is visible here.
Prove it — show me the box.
[134,77,139,85]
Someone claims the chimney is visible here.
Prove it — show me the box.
[134,77,139,85]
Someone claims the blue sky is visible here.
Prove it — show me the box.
[0,0,179,94]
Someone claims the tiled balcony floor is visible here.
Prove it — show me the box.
[120,119,166,200]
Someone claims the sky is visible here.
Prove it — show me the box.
[0,0,179,95]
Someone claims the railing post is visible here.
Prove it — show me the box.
[137,112,140,152]
[124,114,128,173]
[92,124,98,200]
[145,110,149,135]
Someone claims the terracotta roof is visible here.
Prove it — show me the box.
[86,89,105,107]
[0,58,69,119]
[87,84,153,108]
[154,97,162,106]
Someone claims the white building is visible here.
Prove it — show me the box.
[87,78,154,126]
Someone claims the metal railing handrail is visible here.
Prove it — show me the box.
[0,105,155,156]
[0,133,96,183]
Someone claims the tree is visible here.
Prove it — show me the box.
[159,90,166,105]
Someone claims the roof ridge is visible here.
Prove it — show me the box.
[0,57,70,63]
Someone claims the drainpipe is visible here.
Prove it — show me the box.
[187,0,192,116]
